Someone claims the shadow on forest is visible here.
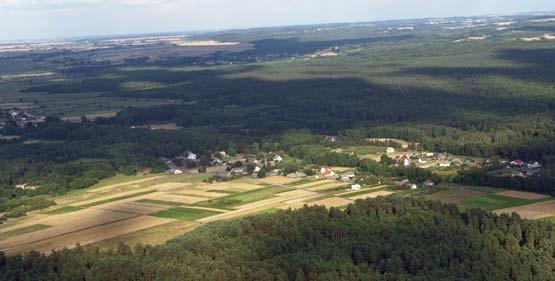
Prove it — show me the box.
[397,48,555,83]
[237,35,415,57]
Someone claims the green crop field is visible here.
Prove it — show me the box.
[195,185,294,209]
[458,194,540,212]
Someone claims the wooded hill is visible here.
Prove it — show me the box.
[0,197,553,281]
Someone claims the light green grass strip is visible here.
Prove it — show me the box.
[0,224,51,240]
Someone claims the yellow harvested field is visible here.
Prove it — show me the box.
[71,188,156,207]
[0,209,137,250]
[195,182,263,192]
[275,189,317,198]
[149,182,191,191]
[259,176,302,185]
[172,189,228,198]
[494,200,555,219]
[2,216,175,255]
[89,175,165,192]
[335,185,387,197]
[310,197,353,208]
[150,194,208,204]
[496,190,550,200]
[294,180,331,189]
[349,191,395,200]
[91,202,170,215]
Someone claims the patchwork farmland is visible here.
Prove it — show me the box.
[0,173,394,255]
[1,169,553,256]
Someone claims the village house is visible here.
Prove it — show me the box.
[287,171,307,178]
[436,153,447,161]
[451,158,464,167]
[527,162,542,169]
[231,168,245,175]
[394,179,411,188]
[397,155,411,167]
[438,161,451,168]
[351,184,362,191]
[423,180,435,187]
[167,168,183,175]
[320,167,336,178]
[273,155,283,163]
[386,147,395,154]
[510,160,525,167]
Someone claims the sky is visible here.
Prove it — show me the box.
[0,0,554,41]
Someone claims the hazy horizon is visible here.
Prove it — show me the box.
[0,0,554,41]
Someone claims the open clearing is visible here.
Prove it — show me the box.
[496,190,550,200]
[424,188,487,204]
[494,200,555,219]
[458,194,538,212]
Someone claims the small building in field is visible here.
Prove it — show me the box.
[410,184,418,190]
[397,155,411,167]
[351,184,362,191]
[423,180,435,187]
[386,147,395,154]
[438,161,451,168]
[394,179,410,187]
[167,168,183,175]
[287,172,307,178]
[527,162,541,169]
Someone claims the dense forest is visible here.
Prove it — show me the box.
[0,197,553,281]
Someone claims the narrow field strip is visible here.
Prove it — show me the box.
[78,190,157,208]
[152,207,223,221]
[0,224,51,241]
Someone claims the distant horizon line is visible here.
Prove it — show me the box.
[1,9,554,44]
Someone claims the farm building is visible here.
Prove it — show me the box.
[167,168,183,175]
[351,184,362,191]
[320,167,336,178]
[386,147,395,154]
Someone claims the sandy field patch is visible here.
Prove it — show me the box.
[424,188,486,204]
[150,194,208,204]
[92,202,170,215]
[349,191,395,200]
[310,197,353,208]
[2,215,175,255]
[494,200,555,219]
[496,190,550,200]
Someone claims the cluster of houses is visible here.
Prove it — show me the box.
[0,110,46,129]
[507,159,543,178]
[394,152,482,169]
[394,179,435,190]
